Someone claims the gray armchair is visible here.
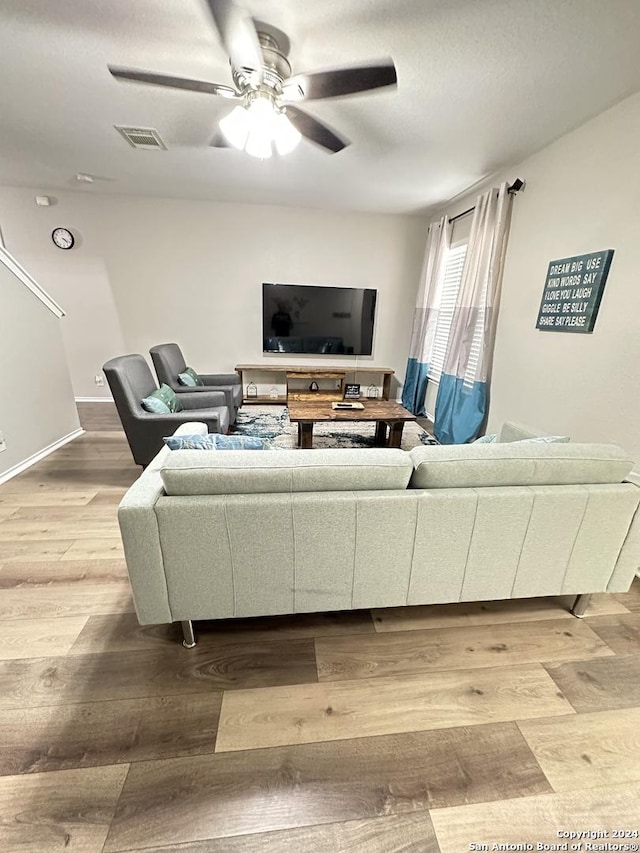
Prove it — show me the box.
[103,354,230,467]
[150,343,242,424]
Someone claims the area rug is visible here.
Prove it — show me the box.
[231,405,438,450]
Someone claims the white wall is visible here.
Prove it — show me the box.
[0,191,126,399]
[0,188,427,399]
[26,256,127,400]
[441,90,640,464]
[0,258,80,480]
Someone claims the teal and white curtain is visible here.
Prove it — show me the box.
[434,183,513,444]
[401,217,451,415]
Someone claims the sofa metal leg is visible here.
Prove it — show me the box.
[570,593,591,618]
[181,620,197,648]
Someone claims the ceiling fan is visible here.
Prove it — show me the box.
[108,0,397,158]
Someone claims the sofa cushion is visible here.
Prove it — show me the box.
[498,421,569,444]
[160,448,413,496]
[163,434,269,451]
[499,421,549,442]
[409,442,634,489]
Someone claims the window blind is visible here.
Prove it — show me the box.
[427,244,467,383]
[463,275,488,388]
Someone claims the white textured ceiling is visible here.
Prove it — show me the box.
[1,0,640,214]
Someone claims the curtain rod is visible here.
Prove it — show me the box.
[449,205,475,225]
[448,178,525,224]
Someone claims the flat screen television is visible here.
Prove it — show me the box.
[262,283,377,355]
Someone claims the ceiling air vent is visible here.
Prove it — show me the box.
[114,126,167,150]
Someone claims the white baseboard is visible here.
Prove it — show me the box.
[75,397,114,403]
[0,428,85,485]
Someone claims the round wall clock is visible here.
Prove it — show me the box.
[51,227,75,250]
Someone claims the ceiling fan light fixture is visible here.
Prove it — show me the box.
[245,97,274,158]
[219,95,300,159]
[219,105,250,150]
[245,130,272,159]
[273,112,301,155]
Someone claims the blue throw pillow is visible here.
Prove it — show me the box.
[473,433,498,443]
[176,366,204,386]
[178,372,197,387]
[163,434,269,450]
[142,383,183,414]
[515,436,570,444]
[142,390,171,414]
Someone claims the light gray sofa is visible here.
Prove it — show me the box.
[118,421,640,647]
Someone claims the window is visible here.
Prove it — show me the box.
[427,243,467,383]
[463,274,488,388]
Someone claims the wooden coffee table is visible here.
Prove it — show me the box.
[287,400,416,449]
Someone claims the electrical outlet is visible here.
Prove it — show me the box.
[95,374,105,387]
[0,431,6,453]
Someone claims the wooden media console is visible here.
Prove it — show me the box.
[235,364,394,405]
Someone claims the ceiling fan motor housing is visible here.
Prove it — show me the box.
[232,30,292,99]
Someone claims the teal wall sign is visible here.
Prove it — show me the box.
[536,249,614,333]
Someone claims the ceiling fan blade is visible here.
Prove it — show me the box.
[205,0,263,82]
[108,67,239,98]
[285,107,349,153]
[281,58,397,102]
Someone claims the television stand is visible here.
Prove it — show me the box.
[235,364,394,405]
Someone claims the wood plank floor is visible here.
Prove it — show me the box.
[0,407,639,851]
